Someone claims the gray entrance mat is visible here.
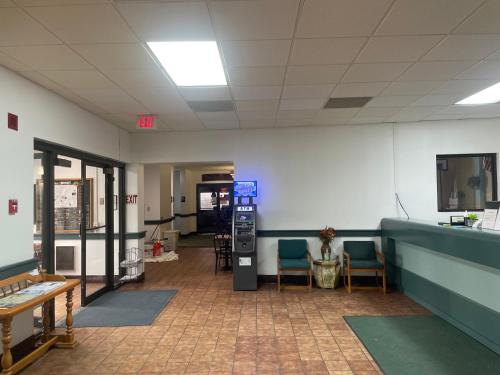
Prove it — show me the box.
[62,290,177,327]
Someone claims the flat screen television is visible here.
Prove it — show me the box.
[234,181,257,197]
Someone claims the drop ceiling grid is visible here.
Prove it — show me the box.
[0,0,499,131]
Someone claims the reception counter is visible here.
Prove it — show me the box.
[381,218,500,354]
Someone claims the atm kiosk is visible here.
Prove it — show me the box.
[232,181,258,291]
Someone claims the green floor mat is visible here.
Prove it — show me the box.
[345,315,500,375]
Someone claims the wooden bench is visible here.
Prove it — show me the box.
[0,271,79,375]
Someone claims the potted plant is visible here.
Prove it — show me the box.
[466,213,479,227]
[319,226,336,261]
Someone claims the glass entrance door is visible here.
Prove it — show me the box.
[82,163,114,305]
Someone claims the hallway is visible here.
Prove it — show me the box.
[24,247,428,374]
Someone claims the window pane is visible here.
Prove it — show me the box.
[437,154,497,211]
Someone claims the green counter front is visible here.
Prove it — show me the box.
[381,218,500,354]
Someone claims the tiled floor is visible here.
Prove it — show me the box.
[24,247,429,374]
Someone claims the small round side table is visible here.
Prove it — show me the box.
[313,258,340,289]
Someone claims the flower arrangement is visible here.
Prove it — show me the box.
[319,226,336,243]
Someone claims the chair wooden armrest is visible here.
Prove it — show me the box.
[343,251,350,265]
[377,251,386,264]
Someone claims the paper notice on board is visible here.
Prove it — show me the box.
[482,209,498,230]
[494,212,500,231]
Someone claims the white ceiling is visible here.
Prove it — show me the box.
[1,0,500,132]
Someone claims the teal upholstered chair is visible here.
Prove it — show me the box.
[342,241,386,294]
[277,239,312,292]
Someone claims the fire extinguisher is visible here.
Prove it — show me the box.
[152,240,163,257]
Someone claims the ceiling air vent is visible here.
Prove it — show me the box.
[324,97,372,109]
[187,101,234,112]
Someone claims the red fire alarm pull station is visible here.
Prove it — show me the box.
[8,199,18,215]
[8,113,18,131]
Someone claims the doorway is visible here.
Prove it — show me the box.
[33,140,125,319]
[196,183,234,234]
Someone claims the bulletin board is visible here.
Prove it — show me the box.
[35,179,93,233]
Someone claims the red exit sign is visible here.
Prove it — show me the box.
[136,114,156,130]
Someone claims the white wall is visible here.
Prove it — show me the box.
[394,119,500,223]
[131,118,500,274]
[0,66,130,345]
[132,124,398,273]
[0,66,130,268]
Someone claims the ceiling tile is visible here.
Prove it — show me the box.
[290,38,366,65]
[280,98,326,111]
[456,61,500,80]
[349,117,387,125]
[166,120,205,132]
[221,40,291,67]
[240,119,276,129]
[342,63,411,83]
[101,68,174,90]
[26,4,137,43]
[70,44,158,70]
[331,82,389,97]
[381,81,444,96]
[356,35,444,63]
[357,106,403,117]
[237,111,276,121]
[411,94,462,107]
[487,50,500,60]
[398,61,476,81]
[282,84,334,99]
[179,87,231,101]
[19,70,66,91]
[366,95,421,107]
[285,65,348,85]
[227,66,285,86]
[423,35,500,61]
[231,86,282,100]
[235,100,279,112]
[376,0,483,35]
[0,45,92,70]
[197,111,238,122]
[116,2,214,41]
[0,8,60,46]
[16,0,109,5]
[315,108,360,121]
[40,70,117,89]
[275,118,313,127]
[0,0,15,7]
[72,88,148,114]
[433,79,498,96]
[453,1,500,34]
[203,120,240,130]
[211,0,299,40]
[297,0,393,37]
[130,87,190,113]
[277,110,318,120]
[0,51,31,71]
[388,106,446,122]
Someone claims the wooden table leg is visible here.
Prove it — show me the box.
[56,288,77,348]
[41,301,50,343]
[1,317,13,374]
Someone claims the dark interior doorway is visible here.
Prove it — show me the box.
[196,183,233,234]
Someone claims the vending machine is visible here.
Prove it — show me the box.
[232,181,258,291]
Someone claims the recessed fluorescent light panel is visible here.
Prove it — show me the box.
[147,41,227,87]
[456,82,500,105]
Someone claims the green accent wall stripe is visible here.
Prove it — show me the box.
[398,268,500,355]
[257,229,381,237]
[381,218,500,270]
[33,231,146,240]
[0,258,38,280]
[144,213,197,226]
